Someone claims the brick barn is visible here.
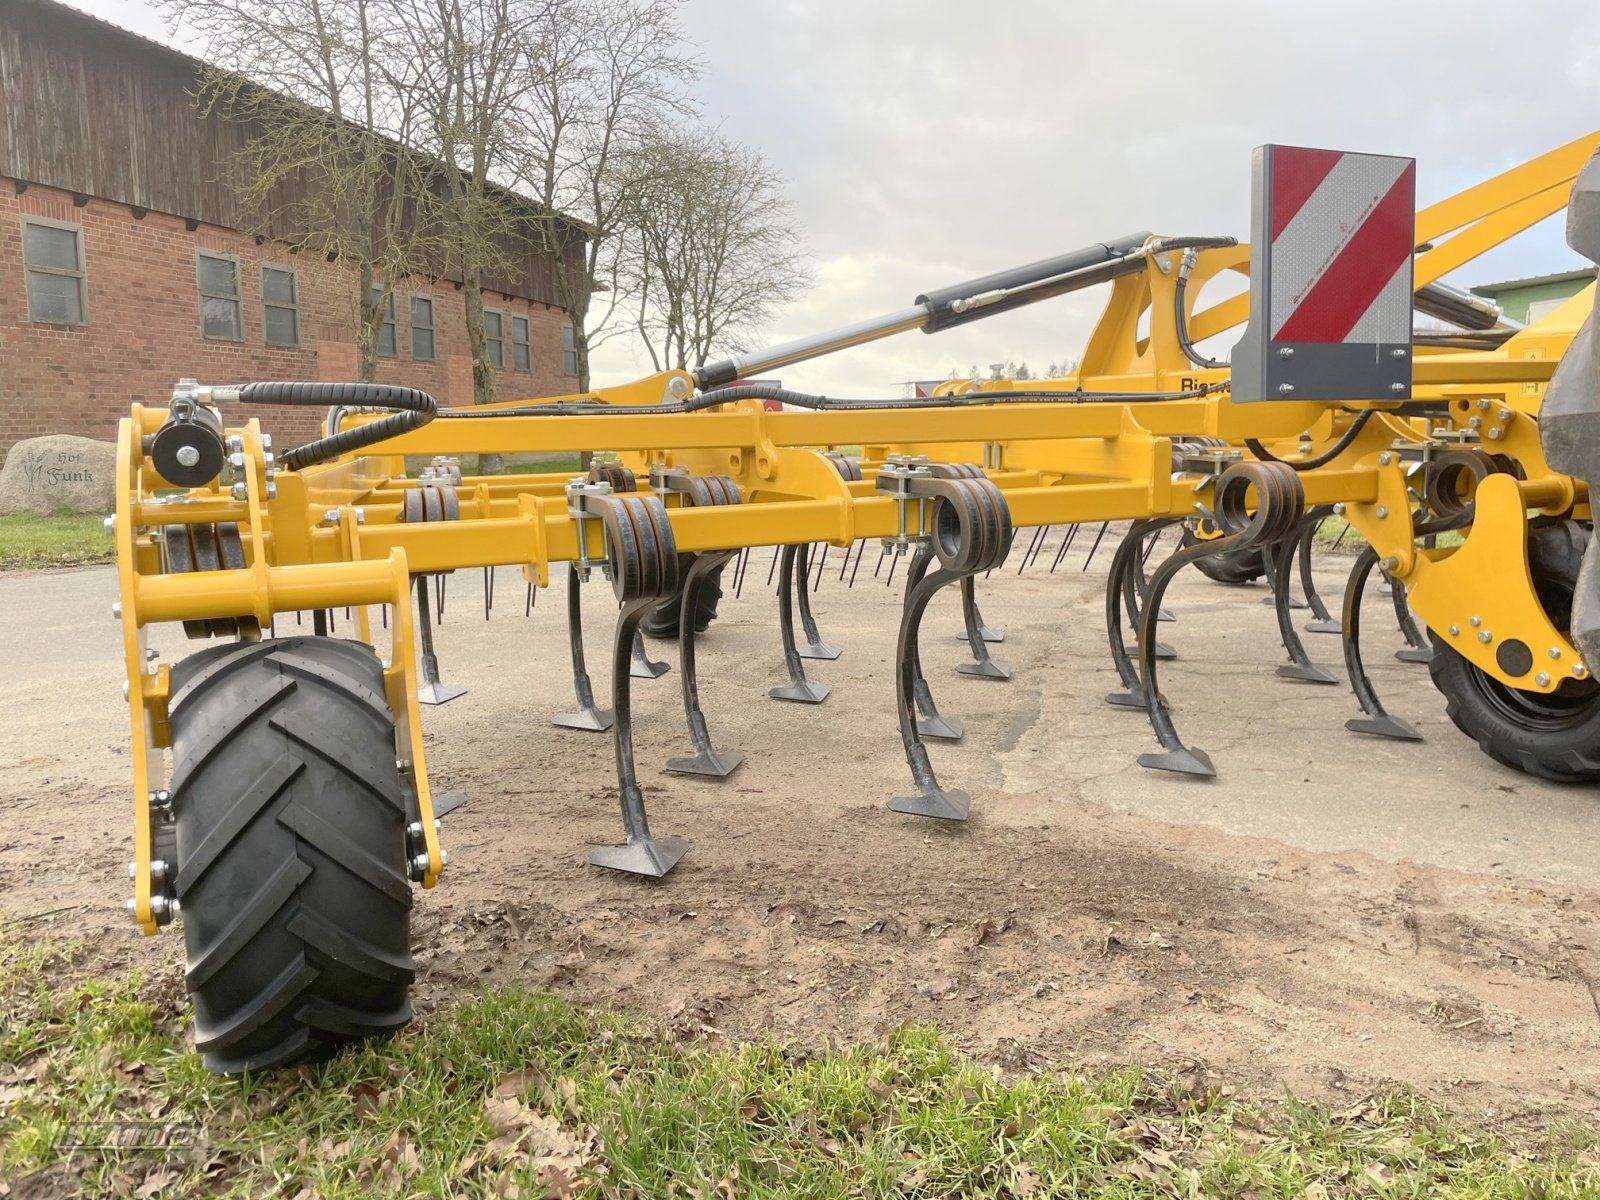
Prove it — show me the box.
[0,0,588,466]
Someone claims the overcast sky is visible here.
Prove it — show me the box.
[75,0,1600,394]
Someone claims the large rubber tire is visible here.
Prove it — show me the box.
[168,637,415,1073]
[1429,520,1600,783]
[1179,527,1268,585]
[639,553,724,639]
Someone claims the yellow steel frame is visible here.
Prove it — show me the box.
[115,131,1600,929]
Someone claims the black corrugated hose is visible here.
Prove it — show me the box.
[235,382,436,471]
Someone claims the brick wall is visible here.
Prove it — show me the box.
[0,181,579,465]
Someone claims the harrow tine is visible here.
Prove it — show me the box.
[795,543,842,659]
[1268,532,1339,684]
[413,574,468,706]
[1298,508,1342,634]
[484,566,494,621]
[525,581,534,617]
[1081,521,1110,570]
[885,544,901,587]
[1341,546,1424,741]
[666,549,745,777]
[1391,571,1434,663]
[848,540,866,589]
[1049,523,1080,573]
[552,564,615,731]
[766,545,780,588]
[954,573,1005,643]
[733,547,751,600]
[812,543,828,591]
[1017,525,1045,575]
[839,540,852,581]
[435,573,446,622]
[630,629,671,679]
[905,546,963,742]
[873,545,888,578]
[769,544,831,703]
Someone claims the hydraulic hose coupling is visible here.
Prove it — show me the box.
[149,378,226,488]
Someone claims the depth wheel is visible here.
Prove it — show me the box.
[168,637,415,1073]
[1180,524,1267,585]
[639,552,724,639]
[1430,520,1600,782]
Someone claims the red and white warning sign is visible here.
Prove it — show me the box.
[1233,144,1416,402]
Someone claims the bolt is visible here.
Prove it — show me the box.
[1390,382,1406,393]
[1332,502,1345,515]
[324,508,341,524]
[226,434,243,453]
[396,759,411,773]
[231,483,248,501]
[440,849,450,867]
[1379,452,1393,466]
[1536,672,1551,687]
[229,451,245,469]
[1468,416,1482,430]
[1498,407,1512,421]
[152,789,171,807]
[1375,506,1388,519]
[126,898,137,915]
[1391,347,1407,359]
[1479,630,1493,643]
[122,680,130,700]
[411,854,430,876]
[103,514,116,533]
[111,601,122,620]
[265,481,277,500]
[1278,383,1295,394]
[261,434,272,450]
[169,899,181,915]
[262,452,275,469]
[1470,615,1482,627]
[175,445,201,468]
[1550,647,1563,659]
[1487,427,1503,440]
[1478,398,1491,410]
[1278,347,1295,358]
[150,859,168,878]
[1576,663,1590,679]
[1378,556,1399,572]
[127,861,137,879]
[1448,625,1460,637]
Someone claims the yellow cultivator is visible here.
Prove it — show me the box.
[110,131,1600,1071]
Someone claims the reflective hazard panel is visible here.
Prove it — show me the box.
[1232,145,1416,402]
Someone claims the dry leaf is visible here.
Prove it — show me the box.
[1012,1166,1041,1196]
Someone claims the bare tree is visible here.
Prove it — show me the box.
[513,0,698,391]
[167,0,439,381]
[624,124,809,371]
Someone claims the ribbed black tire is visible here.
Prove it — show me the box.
[1430,520,1600,783]
[1180,527,1268,585]
[639,553,724,639]
[168,637,415,1074]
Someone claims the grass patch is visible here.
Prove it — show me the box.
[1314,518,1463,554]
[0,512,114,570]
[2,937,1595,1198]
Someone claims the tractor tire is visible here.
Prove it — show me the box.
[1429,520,1600,783]
[168,637,415,1074]
[1179,527,1268,585]
[639,553,724,640]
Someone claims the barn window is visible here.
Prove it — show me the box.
[562,323,579,376]
[22,218,87,325]
[411,295,435,360]
[511,315,530,371]
[261,266,299,347]
[372,287,397,357]
[197,251,242,341]
[484,308,504,368]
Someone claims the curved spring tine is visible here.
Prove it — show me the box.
[795,542,842,660]
[552,563,613,731]
[770,544,830,702]
[1298,507,1342,633]
[1104,519,1180,708]
[1342,546,1424,741]
[1124,524,1177,659]
[890,559,975,821]
[631,629,670,679]
[955,573,1005,643]
[904,546,963,741]
[415,573,467,706]
[1269,532,1339,684]
[1134,537,1225,777]
[1392,570,1434,663]
[666,550,745,777]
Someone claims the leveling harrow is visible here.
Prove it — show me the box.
[111,134,1600,1071]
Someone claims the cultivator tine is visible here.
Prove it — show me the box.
[1298,508,1342,634]
[769,544,831,702]
[666,549,745,778]
[552,564,614,732]
[414,574,468,705]
[794,543,842,660]
[954,577,1012,680]
[1136,526,1177,623]
[1103,519,1183,709]
[886,472,1014,819]
[1391,574,1434,663]
[1081,521,1110,570]
[902,546,963,742]
[630,630,671,679]
[1123,525,1177,661]
[1341,546,1424,741]
[954,574,1005,644]
[1135,462,1304,777]
[586,492,690,878]
[1267,530,1339,685]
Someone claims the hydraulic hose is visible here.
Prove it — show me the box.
[223,382,437,470]
[1244,409,1375,471]
[1173,248,1227,370]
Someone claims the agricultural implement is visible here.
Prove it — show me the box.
[110,133,1600,1071]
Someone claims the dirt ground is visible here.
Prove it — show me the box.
[4,532,1600,1124]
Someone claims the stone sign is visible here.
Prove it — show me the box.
[0,435,118,516]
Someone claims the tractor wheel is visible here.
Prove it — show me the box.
[1429,520,1600,783]
[1180,526,1268,585]
[168,637,415,1073]
[640,553,724,639]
